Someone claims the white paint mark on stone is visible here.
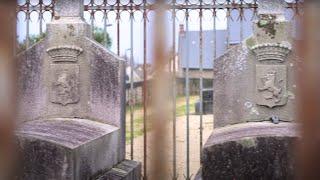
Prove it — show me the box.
[244,101,253,109]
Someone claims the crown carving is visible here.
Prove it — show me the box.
[251,43,291,62]
[47,45,83,62]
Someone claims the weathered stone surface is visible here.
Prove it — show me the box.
[213,13,299,128]
[16,1,137,179]
[258,0,286,16]
[93,160,141,180]
[17,40,46,122]
[16,118,121,180]
[201,122,298,179]
[17,14,126,129]
[55,0,84,17]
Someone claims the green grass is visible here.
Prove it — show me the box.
[125,95,198,143]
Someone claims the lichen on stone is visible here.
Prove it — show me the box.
[257,14,277,39]
[246,37,256,48]
[239,138,257,148]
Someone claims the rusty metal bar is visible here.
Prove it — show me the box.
[172,0,177,179]
[199,0,204,155]
[0,1,17,179]
[143,0,148,178]
[116,0,120,56]
[16,1,301,12]
[90,0,95,36]
[226,2,230,49]
[297,1,320,179]
[84,3,263,11]
[103,10,108,48]
[239,1,244,43]
[39,0,43,35]
[150,1,170,179]
[26,0,30,49]
[185,7,191,180]
[129,0,135,161]
[212,4,216,129]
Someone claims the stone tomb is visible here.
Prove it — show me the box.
[16,0,140,179]
[200,0,300,179]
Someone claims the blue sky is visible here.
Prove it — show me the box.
[16,0,298,64]
[17,8,228,64]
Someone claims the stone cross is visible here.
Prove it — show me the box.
[55,0,84,17]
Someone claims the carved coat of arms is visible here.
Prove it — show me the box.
[47,46,83,106]
[50,65,80,106]
[252,43,291,108]
[256,65,287,108]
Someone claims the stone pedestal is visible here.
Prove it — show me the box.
[16,0,140,179]
[17,118,120,179]
[200,0,300,179]
[201,123,298,179]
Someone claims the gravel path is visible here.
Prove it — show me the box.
[126,114,213,179]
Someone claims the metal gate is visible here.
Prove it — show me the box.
[16,0,302,179]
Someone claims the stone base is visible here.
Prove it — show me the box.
[16,118,122,180]
[92,159,141,180]
[201,122,298,179]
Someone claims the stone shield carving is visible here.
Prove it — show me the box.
[50,64,80,106]
[47,45,83,106]
[252,43,291,108]
[256,65,287,108]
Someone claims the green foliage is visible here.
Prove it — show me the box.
[18,27,112,52]
[17,33,46,52]
[93,27,112,49]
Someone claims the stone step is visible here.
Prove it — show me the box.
[92,160,141,180]
[202,122,298,179]
[16,118,122,180]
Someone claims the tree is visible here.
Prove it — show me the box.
[93,27,112,49]
[17,27,112,52]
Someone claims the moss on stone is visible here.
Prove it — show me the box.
[246,37,256,48]
[239,138,257,148]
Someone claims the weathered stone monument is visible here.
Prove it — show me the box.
[200,0,300,179]
[16,0,141,179]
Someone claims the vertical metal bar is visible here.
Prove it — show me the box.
[199,0,204,156]
[143,0,148,178]
[297,1,320,178]
[39,0,43,35]
[240,1,244,44]
[226,0,230,49]
[129,2,134,161]
[172,0,177,179]
[26,0,30,49]
[150,2,170,178]
[13,12,17,55]
[103,10,108,48]
[90,0,94,36]
[185,7,191,180]
[212,6,216,129]
[116,0,120,56]
[0,1,17,179]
